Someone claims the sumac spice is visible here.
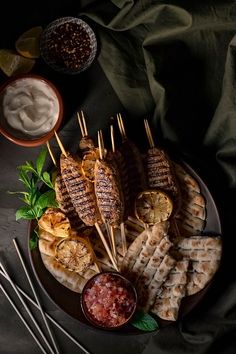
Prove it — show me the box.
[47,22,92,71]
[82,273,137,328]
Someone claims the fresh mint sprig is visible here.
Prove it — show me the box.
[8,147,58,249]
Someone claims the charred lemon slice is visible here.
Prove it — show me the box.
[38,208,71,238]
[55,235,93,273]
[81,148,100,182]
[135,190,173,225]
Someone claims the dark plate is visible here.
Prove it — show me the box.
[28,160,222,334]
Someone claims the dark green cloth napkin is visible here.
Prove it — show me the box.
[82,1,236,353]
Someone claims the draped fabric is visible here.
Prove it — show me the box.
[81,1,236,353]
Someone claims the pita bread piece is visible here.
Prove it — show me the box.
[177,235,222,295]
[151,259,189,321]
[38,228,97,293]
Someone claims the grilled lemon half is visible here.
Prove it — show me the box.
[38,208,71,238]
[55,235,93,273]
[135,189,173,225]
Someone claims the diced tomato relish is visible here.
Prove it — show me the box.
[83,273,136,327]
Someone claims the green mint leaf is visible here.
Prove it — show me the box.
[36,190,57,209]
[32,205,44,219]
[131,310,159,332]
[19,163,37,174]
[42,171,54,189]
[16,206,36,221]
[29,228,39,250]
[29,187,41,206]
[18,169,31,189]
[36,147,47,176]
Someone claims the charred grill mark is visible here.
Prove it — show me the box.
[55,174,83,230]
[147,148,180,200]
[94,159,123,227]
[60,153,100,226]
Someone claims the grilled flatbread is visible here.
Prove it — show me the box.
[140,254,176,311]
[173,163,206,236]
[151,259,189,321]
[176,235,222,295]
[121,222,169,279]
[38,226,98,293]
[41,253,97,293]
[121,221,175,311]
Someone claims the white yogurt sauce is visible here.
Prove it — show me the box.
[3,78,60,137]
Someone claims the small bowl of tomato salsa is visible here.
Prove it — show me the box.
[81,272,137,330]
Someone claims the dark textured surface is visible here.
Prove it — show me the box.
[1,1,236,354]
[0,60,151,354]
[0,4,150,351]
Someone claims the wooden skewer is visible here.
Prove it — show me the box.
[110,124,127,256]
[46,141,57,168]
[144,119,155,148]
[46,141,57,167]
[117,113,125,141]
[120,222,127,256]
[77,112,85,137]
[97,131,103,160]
[81,111,88,136]
[110,125,115,154]
[118,113,127,139]
[95,223,119,272]
[109,225,117,262]
[97,129,118,267]
[99,130,105,157]
[54,131,67,157]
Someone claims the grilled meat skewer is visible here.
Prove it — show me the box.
[147,147,180,203]
[78,136,95,157]
[94,158,124,227]
[54,173,83,230]
[60,153,101,227]
[107,149,130,220]
[144,119,180,210]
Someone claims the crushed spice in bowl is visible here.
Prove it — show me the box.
[81,272,137,330]
[40,17,97,74]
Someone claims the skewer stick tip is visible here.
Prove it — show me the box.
[46,141,57,167]
[54,131,68,157]
[77,112,85,137]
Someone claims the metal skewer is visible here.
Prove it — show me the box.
[12,238,60,354]
[0,261,55,354]
[0,281,49,354]
[0,268,92,354]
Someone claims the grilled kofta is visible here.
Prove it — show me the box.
[54,172,83,230]
[60,153,101,227]
[94,158,124,227]
[146,147,180,208]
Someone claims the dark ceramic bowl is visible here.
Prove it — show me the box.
[40,16,97,75]
[80,272,138,330]
[0,74,63,147]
